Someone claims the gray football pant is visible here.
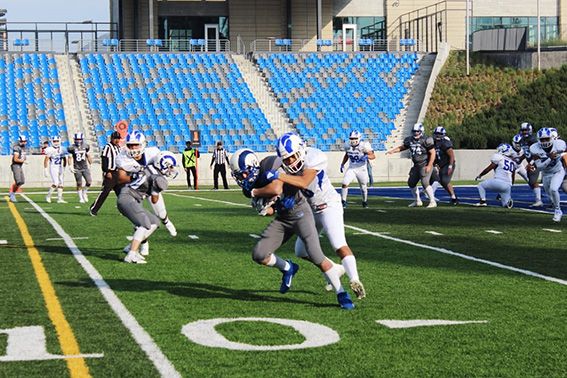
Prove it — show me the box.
[253,202,326,266]
[117,194,160,230]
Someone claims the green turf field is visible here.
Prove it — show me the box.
[1,188,566,377]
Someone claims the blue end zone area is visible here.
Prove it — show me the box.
[344,184,565,214]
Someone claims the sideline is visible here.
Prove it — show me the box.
[18,194,182,378]
[6,197,91,377]
[180,193,567,286]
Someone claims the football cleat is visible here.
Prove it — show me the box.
[79,197,85,204]
[124,250,147,264]
[280,259,299,294]
[530,200,543,207]
[325,264,346,292]
[342,200,347,208]
[337,291,355,310]
[57,199,67,204]
[350,279,366,299]
[140,241,149,256]
[362,201,368,208]
[89,206,97,216]
[46,195,51,203]
[506,199,513,209]
[123,243,132,253]
[451,197,459,205]
[474,200,487,207]
[427,201,437,208]
[9,192,17,203]
[164,219,177,237]
[553,208,563,223]
[408,200,423,207]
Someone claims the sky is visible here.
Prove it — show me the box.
[3,0,110,23]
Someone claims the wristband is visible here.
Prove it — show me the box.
[448,165,453,168]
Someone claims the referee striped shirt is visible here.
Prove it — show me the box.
[210,147,229,166]
[101,143,121,173]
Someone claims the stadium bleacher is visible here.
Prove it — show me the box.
[0,53,68,155]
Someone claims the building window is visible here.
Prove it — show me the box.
[471,16,559,45]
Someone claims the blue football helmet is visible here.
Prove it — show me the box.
[537,128,553,149]
[348,130,361,146]
[74,132,84,146]
[154,151,178,178]
[125,130,146,158]
[433,126,446,140]
[230,148,260,191]
[412,123,424,139]
[497,143,513,157]
[276,132,305,174]
[511,134,523,151]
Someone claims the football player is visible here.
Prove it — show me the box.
[43,135,68,203]
[116,130,177,247]
[474,143,516,208]
[386,123,437,207]
[67,133,92,203]
[430,126,458,205]
[339,130,375,208]
[267,132,366,299]
[230,148,355,310]
[517,122,543,207]
[118,151,177,263]
[529,128,567,222]
[10,135,28,203]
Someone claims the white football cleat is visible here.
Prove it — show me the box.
[164,219,177,237]
[9,193,17,203]
[530,200,543,207]
[79,198,85,203]
[408,200,423,207]
[350,279,366,299]
[46,195,51,203]
[325,264,346,291]
[140,241,149,256]
[57,199,67,204]
[553,208,563,223]
[427,201,437,208]
[124,251,147,264]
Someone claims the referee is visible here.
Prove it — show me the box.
[210,141,230,189]
[89,131,123,215]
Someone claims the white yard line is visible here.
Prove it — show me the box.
[21,194,182,378]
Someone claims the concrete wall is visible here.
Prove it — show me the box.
[481,49,567,70]
[0,149,495,189]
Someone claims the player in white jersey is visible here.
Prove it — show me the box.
[271,133,366,299]
[340,131,375,208]
[116,131,178,249]
[473,143,516,208]
[43,135,68,203]
[529,128,567,222]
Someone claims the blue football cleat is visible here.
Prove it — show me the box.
[280,260,299,294]
[337,291,355,310]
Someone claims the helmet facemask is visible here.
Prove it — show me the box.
[282,150,305,174]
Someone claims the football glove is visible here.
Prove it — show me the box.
[340,164,345,173]
[251,196,276,216]
[43,168,49,178]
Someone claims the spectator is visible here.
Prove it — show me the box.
[40,141,49,155]
[386,123,437,208]
[182,140,199,190]
[9,136,28,203]
[210,141,229,190]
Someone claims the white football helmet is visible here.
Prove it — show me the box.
[537,128,553,149]
[51,135,60,148]
[511,134,523,151]
[230,148,260,191]
[276,132,305,174]
[433,126,446,141]
[412,123,424,139]
[519,122,532,136]
[18,135,27,145]
[125,130,146,158]
[549,127,559,140]
[497,143,513,157]
[154,151,178,178]
[348,130,361,147]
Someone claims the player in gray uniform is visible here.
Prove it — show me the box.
[10,135,28,203]
[118,151,177,264]
[67,133,92,203]
[386,123,437,207]
[518,122,543,207]
[230,148,355,310]
[428,127,458,205]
